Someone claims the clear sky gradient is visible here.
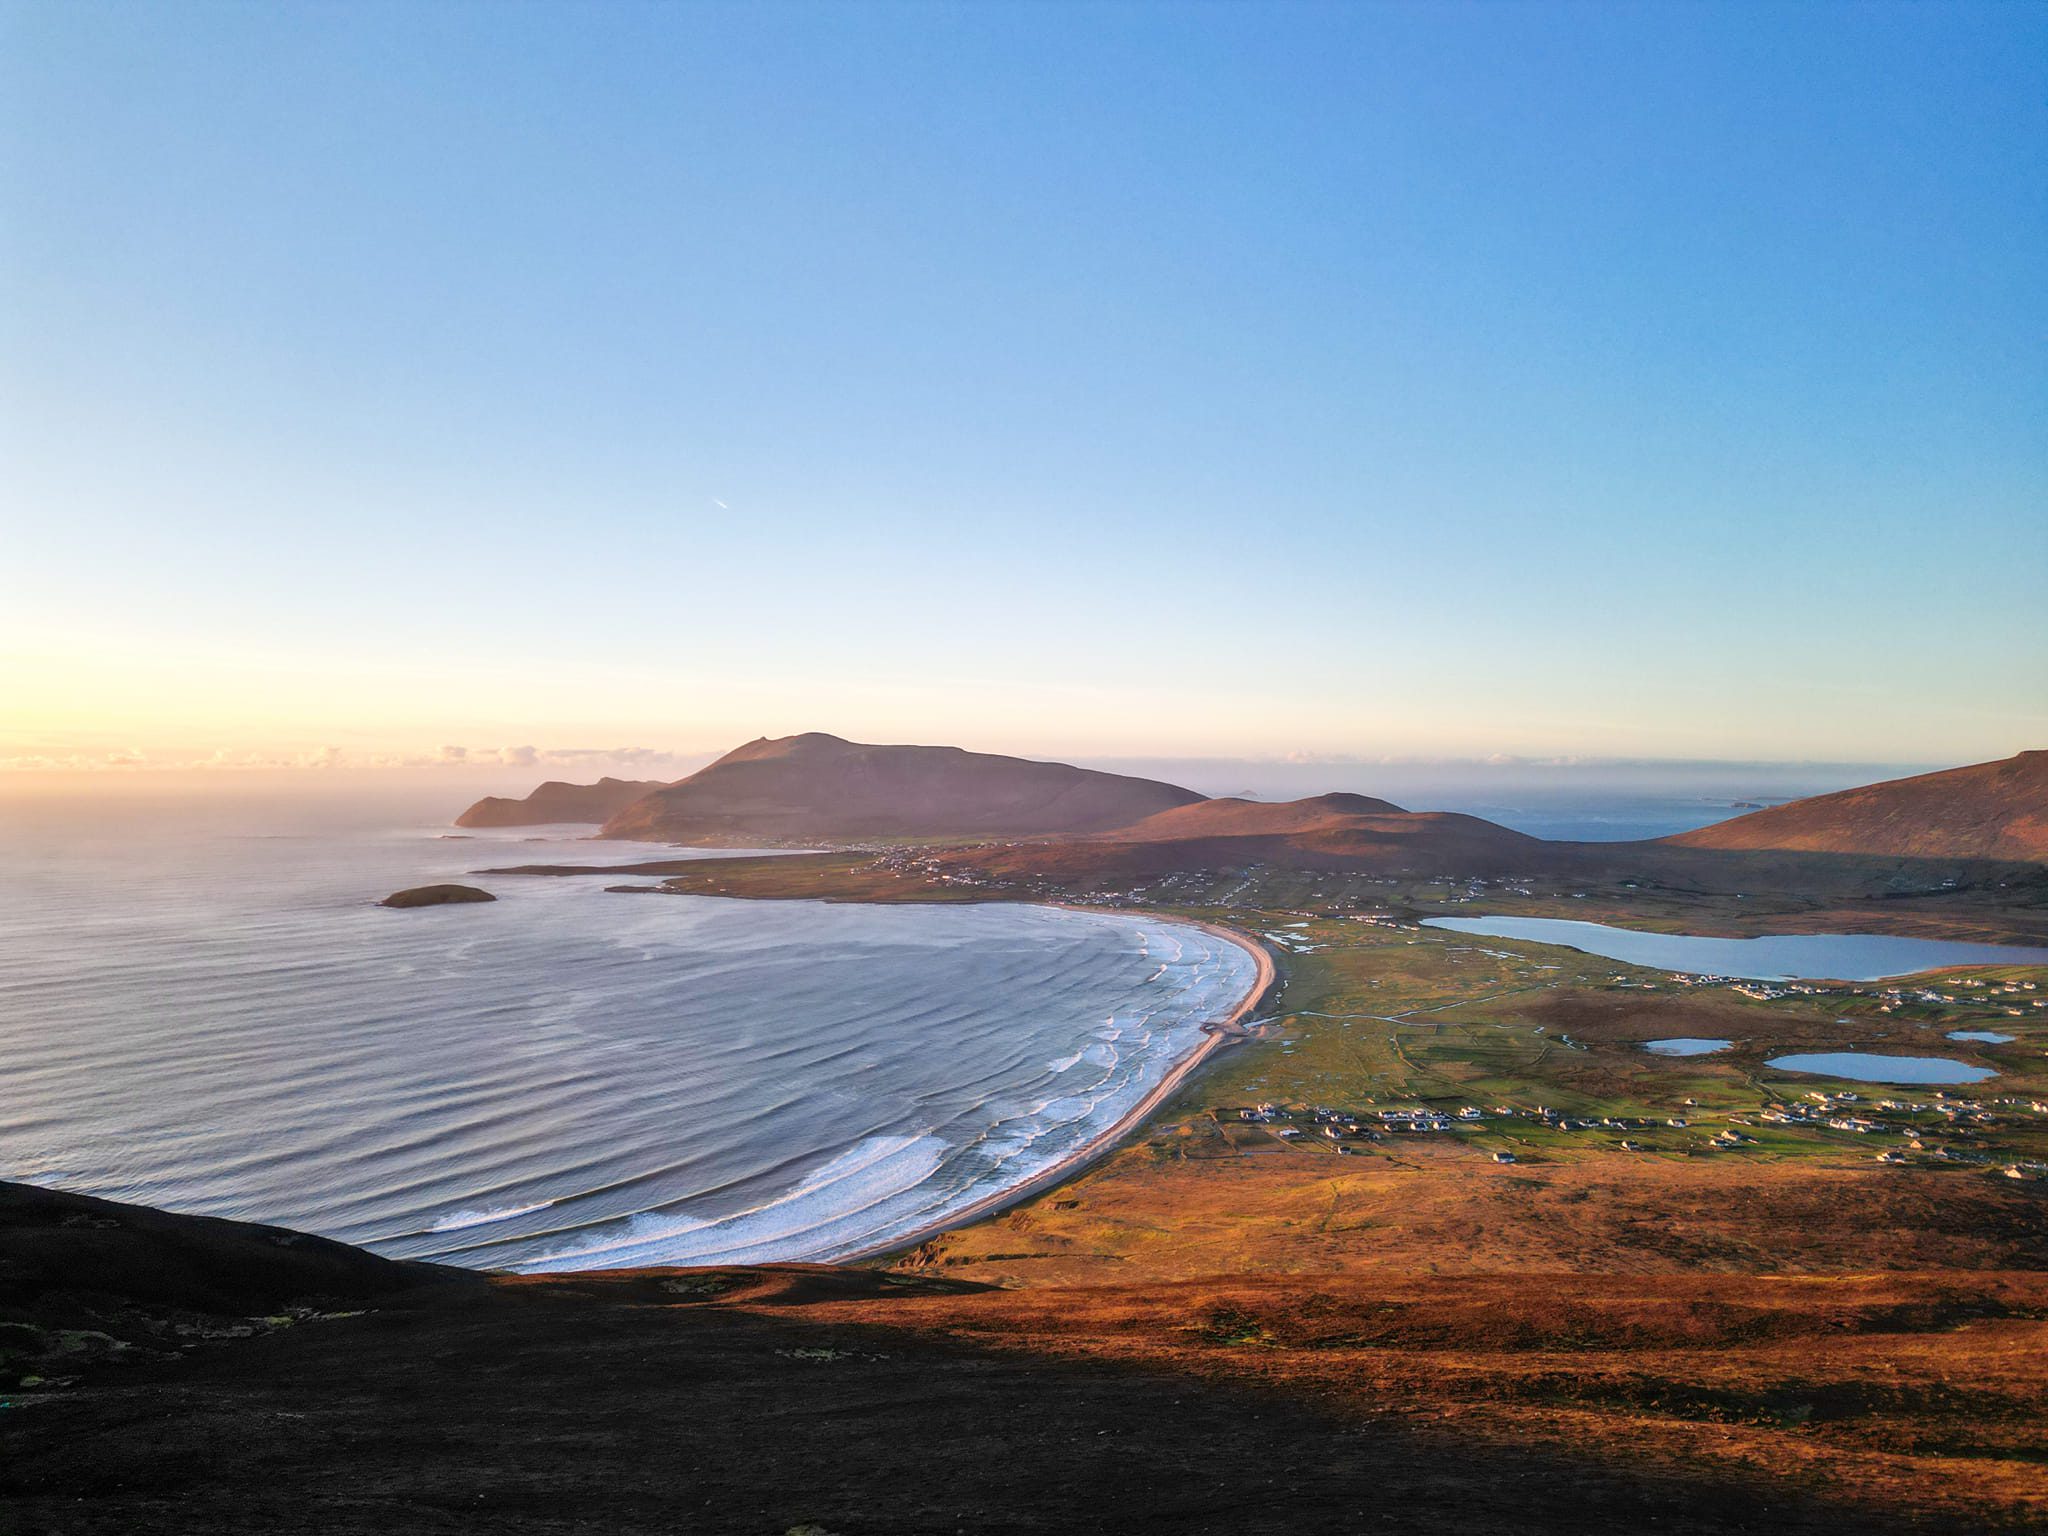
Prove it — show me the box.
[3,0,2043,776]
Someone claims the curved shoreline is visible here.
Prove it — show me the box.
[839,912,1276,1265]
[452,858,1281,1272]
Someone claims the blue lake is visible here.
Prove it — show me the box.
[1764,1053,1995,1085]
[1422,916,2048,982]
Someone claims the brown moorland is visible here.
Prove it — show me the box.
[1670,750,2048,862]
[6,1181,2045,1535]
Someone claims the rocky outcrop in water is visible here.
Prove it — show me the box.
[380,884,497,908]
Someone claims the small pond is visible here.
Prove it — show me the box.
[1764,1052,1996,1086]
[1642,1038,1733,1057]
[1947,1030,2016,1044]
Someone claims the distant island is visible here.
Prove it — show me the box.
[379,884,496,908]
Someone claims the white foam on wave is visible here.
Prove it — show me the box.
[428,1199,558,1233]
[509,1132,950,1271]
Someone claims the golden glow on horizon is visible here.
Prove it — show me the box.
[3,632,2037,781]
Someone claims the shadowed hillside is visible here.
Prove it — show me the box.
[598,732,1205,843]
[455,776,670,828]
[1668,751,2048,863]
[0,1180,459,1389]
[8,1180,2044,1533]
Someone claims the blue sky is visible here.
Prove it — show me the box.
[3,0,2043,773]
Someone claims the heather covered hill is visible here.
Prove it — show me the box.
[951,793,1549,881]
[1116,791,1408,836]
[1668,752,2048,864]
[455,777,670,828]
[598,733,1204,843]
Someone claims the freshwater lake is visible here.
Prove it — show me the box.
[1422,916,2048,982]
[1764,1053,1997,1086]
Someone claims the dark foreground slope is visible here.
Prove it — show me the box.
[1668,750,2048,863]
[0,1181,459,1386]
[455,776,670,828]
[599,732,1205,843]
[6,1180,2044,1535]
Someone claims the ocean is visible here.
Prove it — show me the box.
[0,794,1256,1271]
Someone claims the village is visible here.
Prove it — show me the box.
[1216,1085,2048,1183]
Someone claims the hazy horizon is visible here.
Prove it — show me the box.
[0,743,1948,846]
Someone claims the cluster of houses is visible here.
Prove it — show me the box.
[1760,1097,1885,1134]
[1870,977,2045,1016]
[1227,1079,2048,1176]
[1236,1101,1495,1144]
[1668,970,2045,1021]
[1233,1100,1686,1152]
[1742,1088,2048,1176]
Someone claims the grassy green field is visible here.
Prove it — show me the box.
[1163,909,2048,1176]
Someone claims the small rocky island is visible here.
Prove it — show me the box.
[379,884,497,909]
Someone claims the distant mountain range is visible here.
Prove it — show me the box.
[456,738,2047,869]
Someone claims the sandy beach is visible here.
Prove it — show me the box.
[846,913,1276,1262]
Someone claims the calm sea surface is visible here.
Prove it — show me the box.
[0,798,1255,1270]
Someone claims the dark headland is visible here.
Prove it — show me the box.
[454,776,670,828]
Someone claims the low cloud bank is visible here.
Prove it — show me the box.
[0,744,707,776]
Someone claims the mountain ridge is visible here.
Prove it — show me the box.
[454,776,672,828]
[597,732,1206,843]
[458,741,2048,872]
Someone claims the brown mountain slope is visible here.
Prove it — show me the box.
[955,793,1546,880]
[1668,751,2048,863]
[455,777,670,828]
[598,733,1204,843]
[1116,791,1407,837]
